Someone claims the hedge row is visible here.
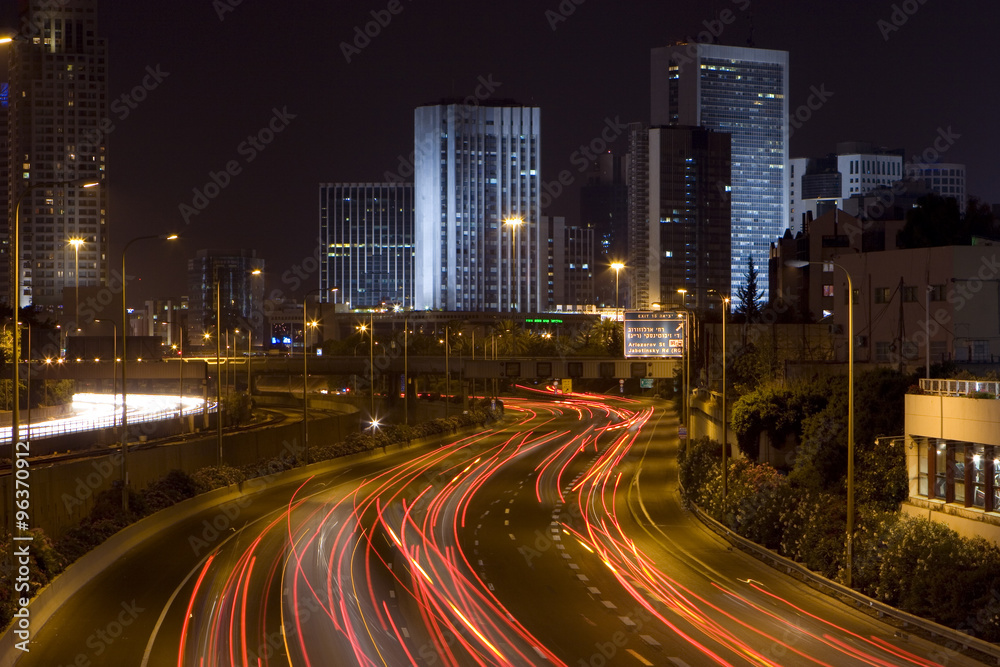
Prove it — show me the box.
[0,401,502,629]
[679,436,1000,641]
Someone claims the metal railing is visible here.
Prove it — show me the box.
[919,378,1000,397]
[5,397,214,443]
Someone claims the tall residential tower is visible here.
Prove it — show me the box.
[413,103,542,312]
[651,43,789,297]
[5,0,109,311]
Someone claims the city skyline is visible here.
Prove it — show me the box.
[1,1,998,304]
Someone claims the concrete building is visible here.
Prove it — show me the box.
[580,153,629,308]
[651,43,789,297]
[906,162,967,214]
[539,216,595,312]
[413,103,542,312]
[187,249,265,347]
[790,143,905,235]
[4,0,109,311]
[626,122,650,310]
[769,208,905,320]
[835,245,1000,369]
[905,379,1000,544]
[646,125,731,313]
[319,182,413,310]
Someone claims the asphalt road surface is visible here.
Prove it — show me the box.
[14,394,988,666]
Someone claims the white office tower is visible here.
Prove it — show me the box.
[652,44,789,297]
[413,103,542,312]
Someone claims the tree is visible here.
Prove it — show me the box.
[896,194,998,249]
[734,255,764,322]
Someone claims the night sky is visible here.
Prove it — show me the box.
[8,0,1000,302]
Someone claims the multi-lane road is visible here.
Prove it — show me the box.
[15,394,986,665]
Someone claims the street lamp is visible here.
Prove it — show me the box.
[611,262,625,321]
[504,218,524,312]
[9,177,98,553]
[787,258,855,587]
[121,233,178,511]
[68,237,85,330]
[708,288,730,498]
[677,288,690,432]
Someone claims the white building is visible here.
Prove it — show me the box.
[651,43,789,297]
[413,103,542,312]
[790,143,904,235]
[906,162,967,214]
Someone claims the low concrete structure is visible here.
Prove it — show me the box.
[904,379,1000,543]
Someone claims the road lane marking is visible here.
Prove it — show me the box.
[627,649,654,665]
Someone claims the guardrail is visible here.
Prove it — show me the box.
[7,399,214,443]
[687,500,1000,664]
[919,378,1000,397]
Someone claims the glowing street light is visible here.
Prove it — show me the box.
[68,237,85,330]
[611,262,625,321]
[504,217,524,312]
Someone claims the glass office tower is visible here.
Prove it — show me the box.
[413,103,541,312]
[652,44,789,297]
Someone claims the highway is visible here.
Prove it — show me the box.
[14,394,986,666]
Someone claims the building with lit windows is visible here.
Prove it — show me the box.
[413,102,542,312]
[651,43,789,297]
[319,182,413,310]
[790,142,905,235]
[580,153,629,308]
[906,162,967,214]
[539,216,594,311]
[186,249,264,347]
[646,125,731,313]
[4,0,109,311]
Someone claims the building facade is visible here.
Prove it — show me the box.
[413,103,542,312]
[790,143,905,235]
[906,162,966,214]
[626,122,650,309]
[319,182,413,310]
[647,126,731,313]
[651,43,789,297]
[4,0,109,311]
[539,215,595,312]
[187,249,265,346]
[580,153,629,308]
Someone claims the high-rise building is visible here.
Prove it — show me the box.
[187,249,265,346]
[413,103,542,312]
[4,0,109,311]
[319,182,413,309]
[790,142,905,234]
[580,153,628,308]
[626,122,650,310]
[651,43,789,297]
[646,126,731,313]
[539,215,594,311]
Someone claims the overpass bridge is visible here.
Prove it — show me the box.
[20,356,682,386]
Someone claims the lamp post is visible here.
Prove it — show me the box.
[787,258,855,587]
[708,289,730,498]
[121,233,178,511]
[68,237,84,330]
[611,262,625,321]
[300,288,332,465]
[444,324,450,418]
[677,288,690,432]
[9,177,99,553]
